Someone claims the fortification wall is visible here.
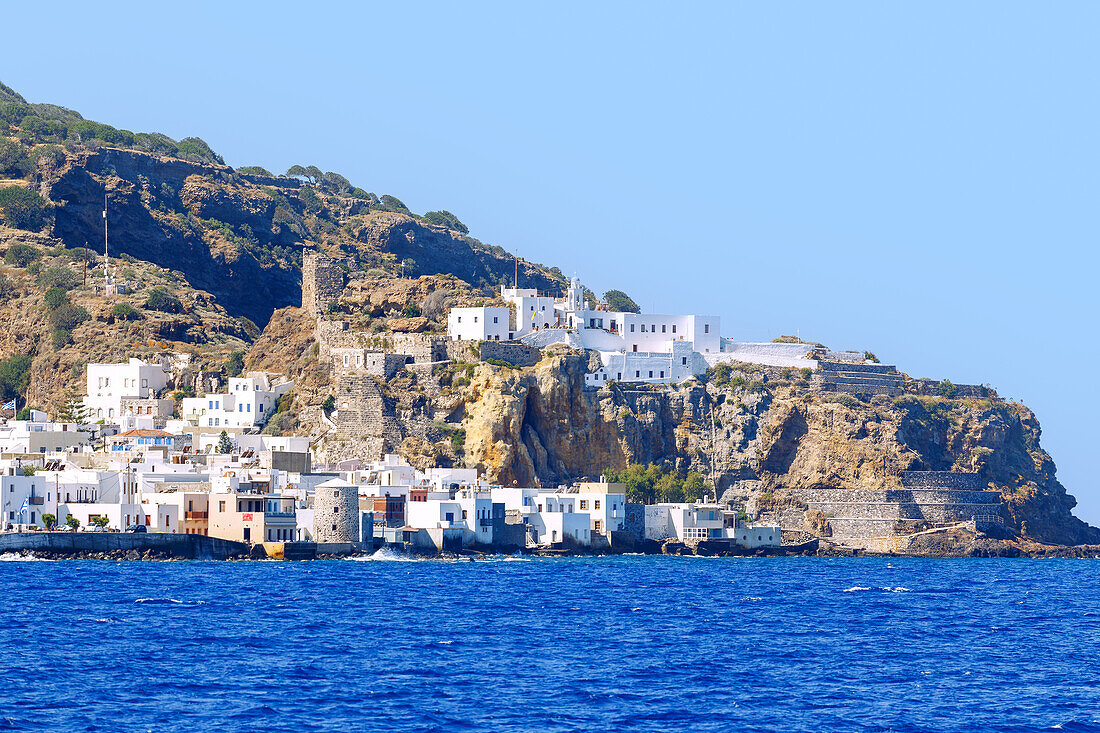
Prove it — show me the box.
[479,341,542,367]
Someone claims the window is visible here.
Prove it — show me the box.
[617,372,622,380]
[659,371,664,378]
[474,316,478,323]
[259,404,264,412]
[594,520,602,532]
[648,371,653,378]
[704,324,710,333]
[457,316,462,323]
[630,324,635,333]
[446,512,454,522]
[594,500,600,509]
[635,371,640,378]
[682,357,688,365]
[334,506,339,513]
[640,325,646,332]
[632,345,637,352]
[493,316,498,323]
[672,325,677,334]
[580,500,588,510]
[651,324,655,332]
[662,324,666,333]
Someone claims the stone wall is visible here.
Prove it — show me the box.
[301,253,346,316]
[907,379,994,399]
[387,333,448,363]
[900,471,986,490]
[479,341,542,367]
[818,361,903,396]
[330,348,409,379]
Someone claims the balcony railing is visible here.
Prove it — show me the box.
[28,497,44,506]
[264,510,296,519]
[185,511,208,520]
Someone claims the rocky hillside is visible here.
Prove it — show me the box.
[0,81,565,329]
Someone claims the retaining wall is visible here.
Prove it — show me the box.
[479,341,542,367]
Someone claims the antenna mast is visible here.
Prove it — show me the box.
[102,193,109,292]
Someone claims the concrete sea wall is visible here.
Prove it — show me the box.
[0,532,249,560]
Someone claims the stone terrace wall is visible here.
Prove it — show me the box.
[900,471,985,490]
[479,341,542,367]
[907,379,994,399]
[388,333,448,363]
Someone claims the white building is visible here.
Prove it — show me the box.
[644,501,780,548]
[83,359,172,422]
[0,416,92,455]
[178,373,292,431]
[447,306,512,342]
[446,278,721,385]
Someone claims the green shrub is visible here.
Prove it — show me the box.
[36,265,78,290]
[450,428,466,455]
[401,303,421,317]
[224,350,245,377]
[110,302,142,322]
[3,241,39,266]
[936,379,958,399]
[51,328,71,349]
[485,358,516,369]
[237,165,273,176]
[174,137,223,165]
[49,303,89,331]
[321,395,335,412]
[0,138,31,177]
[0,186,49,230]
[144,286,183,313]
[42,286,67,310]
[822,393,859,408]
[799,367,813,380]
[0,354,31,400]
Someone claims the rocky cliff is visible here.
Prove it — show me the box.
[458,354,1098,546]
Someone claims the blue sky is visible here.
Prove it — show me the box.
[4,2,1098,522]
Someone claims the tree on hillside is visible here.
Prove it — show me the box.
[321,171,352,195]
[237,166,273,177]
[0,354,32,401]
[423,210,469,234]
[0,186,49,231]
[225,351,245,377]
[0,139,31,178]
[379,195,409,214]
[604,289,640,313]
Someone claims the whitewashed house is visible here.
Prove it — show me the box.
[83,359,173,422]
[179,373,292,431]
[447,306,512,342]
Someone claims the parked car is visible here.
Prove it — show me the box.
[125,524,147,533]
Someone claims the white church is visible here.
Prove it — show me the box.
[448,278,817,386]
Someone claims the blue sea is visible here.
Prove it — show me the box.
[0,553,1097,732]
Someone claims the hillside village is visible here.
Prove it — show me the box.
[0,80,1096,556]
[0,251,1054,557]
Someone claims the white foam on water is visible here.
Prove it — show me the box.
[0,552,49,562]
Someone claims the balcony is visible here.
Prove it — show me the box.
[264,510,296,519]
[479,518,492,527]
[28,496,44,506]
[185,511,208,520]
